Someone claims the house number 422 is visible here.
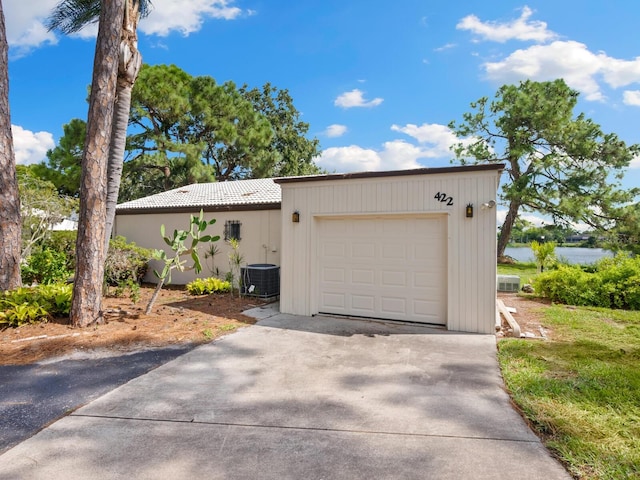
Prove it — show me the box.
[434,192,454,206]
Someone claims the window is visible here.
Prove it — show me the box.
[224,220,241,241]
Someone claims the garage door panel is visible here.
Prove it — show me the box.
[322,242,346,258]
[321,267,345,284]
[351,295,375,313]
[352,243,375,258]
[382,244,406,260]
[321,292,345,309]
[414,272,444,288]
[318,216,447,325]
[351,269,374,285]
[380,297,407,315]
[382,270,407,287]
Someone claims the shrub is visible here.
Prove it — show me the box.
[104,236,152,286]
[186,277,232,295]
[42,230,77,271]
[534,254,640,310]
[0,283,72,327]
[21,248,72,285]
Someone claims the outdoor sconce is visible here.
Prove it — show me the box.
[466,203,474,218]
[292,211,300,223]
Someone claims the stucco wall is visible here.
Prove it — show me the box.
[277,169,500,334]
[114,209,281,284]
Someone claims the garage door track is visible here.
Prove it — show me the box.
[0,313,570,479]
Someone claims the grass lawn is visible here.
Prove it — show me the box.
[497,262,538,285]
[498,304,640,479]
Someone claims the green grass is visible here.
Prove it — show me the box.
[498,305,640,479]
[498,262,539,285]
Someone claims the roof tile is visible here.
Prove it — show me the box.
[116,178,281,211]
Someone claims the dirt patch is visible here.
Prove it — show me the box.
[497,292,554,339]
[1,287,552,366]
[0,285,271,366]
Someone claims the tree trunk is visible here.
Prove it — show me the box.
[104,77,134,252]
[145,276,164,314]
[0,1,21,291]
[104,2,141,252]
[497,199,521,260]
[71,0,125,327]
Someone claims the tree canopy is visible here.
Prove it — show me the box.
[32,118,86,196]
[449,79,639,259]
[121,64,322,201]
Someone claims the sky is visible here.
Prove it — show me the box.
[4,0,640,227]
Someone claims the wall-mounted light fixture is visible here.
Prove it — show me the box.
[292,211,300,223]
[482,200,496,209]
[466,203,474,218]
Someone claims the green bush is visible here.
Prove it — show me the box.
[534,254,640,309]
[0,283,72,327]
[186,277,232,295]
[21,248,72,285]
[42,230,77,271]
[104,236,152,286]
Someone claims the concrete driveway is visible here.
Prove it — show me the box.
[0,311,571,480]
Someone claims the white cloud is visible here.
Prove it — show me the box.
[317,123,476,174]
[318,145,382,172]
[630,156,640,169]
[457,6,557,43]
[484,41,607,101]
[3,0,59,54]
[390,123,465,157]
[623,90,640,106]
[325,124,348,138]
[140,0,243,37]
[3,0,246,53]
[334,89,383,108]
[12,125,55,165]
[600,56,640,89]
[434,43,456,52]
[317,141,423,173]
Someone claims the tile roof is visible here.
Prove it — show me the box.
[116,178,281,212]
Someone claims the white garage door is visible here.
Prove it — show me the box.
[317,215,447,325]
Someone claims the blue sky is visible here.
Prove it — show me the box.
[5,0,640,226]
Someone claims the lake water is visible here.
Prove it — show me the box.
[504,246,614,265]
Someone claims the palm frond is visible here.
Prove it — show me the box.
[47,0,153,34]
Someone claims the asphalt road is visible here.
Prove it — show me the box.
[0,346,194,454]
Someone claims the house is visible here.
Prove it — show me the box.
[115,164,504,333]
[114,178,282,284]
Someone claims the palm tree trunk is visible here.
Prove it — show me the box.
[71,0,125,327]
[104,1,141,252]
[104,76,135,252]
[0,1,21,291]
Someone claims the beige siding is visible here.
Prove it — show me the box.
[279,170,500,334]
[114,210,281,284]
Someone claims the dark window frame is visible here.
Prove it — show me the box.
[224,220,242,241]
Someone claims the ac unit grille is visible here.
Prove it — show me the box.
[497,275,520,293]
[241,264,280,298]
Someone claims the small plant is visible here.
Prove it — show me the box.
[530,240,556,273]
[146,210,220,314]
[186,277,232,295]
[0,283,72,327]
[219,324,237,332]
[227,238,244,298]
[204,244,220,276]
[202,328,214,340]
[110,279,141,303]
[21,248,72,285]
